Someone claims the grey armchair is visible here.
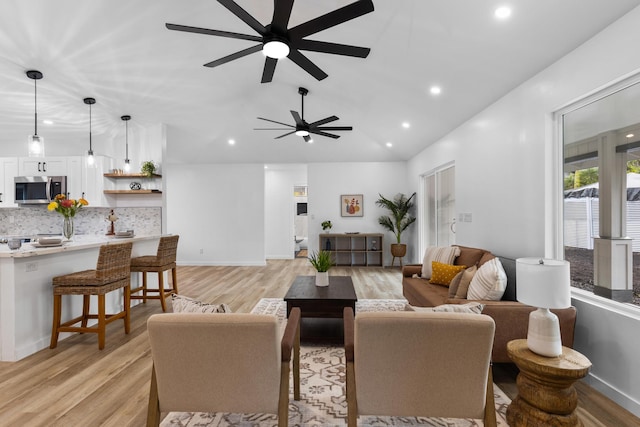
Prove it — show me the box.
[146,307,301,426]
[344,307,497,426]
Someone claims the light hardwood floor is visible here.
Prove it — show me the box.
[0,259,637,426]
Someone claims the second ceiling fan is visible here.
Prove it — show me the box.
[255,87,353,142]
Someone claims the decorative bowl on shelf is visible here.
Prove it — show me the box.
[129,182,142,190]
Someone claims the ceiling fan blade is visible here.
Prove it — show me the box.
[271,0,295,33]
[288,0,374,39]
[217,0,267,36]
[254,128,292,130]
[275,130,297,139]
[287,49,328,81]
[257,117,294,127]
[295,39,370,58]
[308,115,339,127]
[291,111,304,126]
[165,23,262,42]
[303,135,312,143]
[316,126,353,131]
[204,44,263,67]
[310,130,341,139]
[261,57,278,83]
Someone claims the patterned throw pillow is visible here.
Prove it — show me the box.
[467,258,507,301]
[421,246,461,279]
[453,265,478,299]
[171,293,232,313]
[405,302,485,314]
[429,261,466,286]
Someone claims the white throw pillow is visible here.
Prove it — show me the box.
[171,293,232,313]
[467,258,507,301]
[405,302,485,314]
[421,246,461,279]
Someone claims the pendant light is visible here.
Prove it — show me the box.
[122,115,131,172]
[26,70,44,157]
[84,97,96,166]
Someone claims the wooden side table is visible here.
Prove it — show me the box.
[506,339,592,426]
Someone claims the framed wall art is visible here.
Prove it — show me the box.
[341,194,363,217]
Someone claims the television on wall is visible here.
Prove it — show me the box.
[297,202,308,215]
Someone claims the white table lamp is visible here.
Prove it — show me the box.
[516,258,571,357]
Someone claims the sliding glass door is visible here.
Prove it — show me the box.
[420,164,455,256]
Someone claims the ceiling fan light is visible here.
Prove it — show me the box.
[263,40,289,59]
[295,129,309,137]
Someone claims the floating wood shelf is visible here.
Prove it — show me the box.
[103,173,162,178]
[103,190,162,194]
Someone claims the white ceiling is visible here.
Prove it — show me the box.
[1,0,639,164]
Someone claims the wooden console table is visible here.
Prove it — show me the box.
[506,339,592,426]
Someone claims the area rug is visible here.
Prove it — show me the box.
[161,299,510,427]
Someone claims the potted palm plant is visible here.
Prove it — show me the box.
[376,192,417,263]
[308,250,333,286]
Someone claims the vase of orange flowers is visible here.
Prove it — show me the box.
[47,194,89,240]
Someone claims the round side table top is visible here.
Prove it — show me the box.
[507,339,592,379]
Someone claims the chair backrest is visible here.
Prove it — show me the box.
[354,311,495,419]
[95,242,133,281]
[147,312,281,414]
[156,235,179,265]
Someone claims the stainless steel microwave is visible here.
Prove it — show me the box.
[15,176,67,205]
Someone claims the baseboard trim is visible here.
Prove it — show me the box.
[584,372,640,417]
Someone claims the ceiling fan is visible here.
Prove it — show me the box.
[165,0,374,83]
[255,87,353,142]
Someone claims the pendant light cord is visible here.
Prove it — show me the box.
[125,120,129,159]
[34,77,38,136]
[89,102,92,151]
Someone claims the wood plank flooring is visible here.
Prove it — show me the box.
[0,258,637,426]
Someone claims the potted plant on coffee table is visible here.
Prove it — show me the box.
[309,250,333,287]
[376,192,417,266]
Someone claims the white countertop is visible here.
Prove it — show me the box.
[0,234,162,258]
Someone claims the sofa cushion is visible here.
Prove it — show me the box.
[429,261,466,286]
[454,265,478,299]
[171,293,232,313]
[448,270,464,297]
[453,245,492,268]
[421,246,461,279]
[403,277,450,306]
[467,258,507,300]
[405,302,485,314]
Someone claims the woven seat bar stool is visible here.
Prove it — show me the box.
[50,242,133,350]
[130,235,179,312]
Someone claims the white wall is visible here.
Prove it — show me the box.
[307,162,411,265]
[406,5,640,415]
[265,164,307,259]
[165,163,265,265]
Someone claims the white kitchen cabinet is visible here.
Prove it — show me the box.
[18,157,68,176]
[0,157,18,208]
[66,156,82,200]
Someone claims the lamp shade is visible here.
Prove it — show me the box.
[516,258,570,309]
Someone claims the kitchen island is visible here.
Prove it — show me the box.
[0,235,163,361]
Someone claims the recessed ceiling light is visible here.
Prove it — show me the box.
[402,122,410,129]
[627,133,635,138]
[228,139,235,145]
[386,142,393,148]
[430,86,441,95]
[494,6,512,20]
[42,119,54,125]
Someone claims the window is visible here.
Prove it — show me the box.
[420,163,455,255]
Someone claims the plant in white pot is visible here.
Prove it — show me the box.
[376,192,417,264]
[308,250,333,287]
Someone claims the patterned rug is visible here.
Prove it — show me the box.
[161,299,510,427]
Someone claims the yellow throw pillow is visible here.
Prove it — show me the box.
[429,261,466,287]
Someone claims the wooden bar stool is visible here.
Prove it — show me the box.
[130,235,179,312]
[50,242,133,350]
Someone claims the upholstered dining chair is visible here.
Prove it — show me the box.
[50,242,133,350]
[344,307,497,427]
[130,235,179,312]
[146,307,301,427]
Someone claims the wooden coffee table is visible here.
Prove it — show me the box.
[284,275,357,343]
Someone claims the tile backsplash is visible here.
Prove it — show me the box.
[0,206,161,237]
